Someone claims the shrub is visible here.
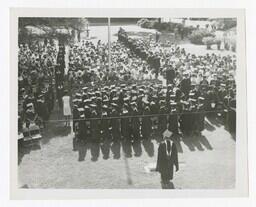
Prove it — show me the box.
[137,18,157,29]
[189,29,215,45]
[154,22,170,31]
[216,19,237,31]
[183,26,196,36]
[137,19,197,39]
[137,18,150,28]
[202,36,216,45]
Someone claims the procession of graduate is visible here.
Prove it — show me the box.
[18,25,236,163]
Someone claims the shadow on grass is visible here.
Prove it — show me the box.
[181,133,213,152]
[142,139,154,157]
[204,120,216,132]
[72,129,215,161]
[206,115,222,127]
[18,142,41,165]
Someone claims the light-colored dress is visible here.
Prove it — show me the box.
[62,96,71,116]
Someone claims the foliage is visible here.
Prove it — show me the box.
[188,29,215,45]
[137,18,195,38]
[202,36,222,46]
[215,18,237,31]
[18,17,88,40]
[19,17,88,31]
[137,18,158,29]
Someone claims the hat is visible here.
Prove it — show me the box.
[77,108,84,112]
[84,105,90,110]
[131,90,137,95]
[152,95,158,100]
[131,96,137,101]
[103,86,109,90]
[170,101,177,106]
[91,96,96,101]
[76,93,82,98]
[160,105,166,110]
[182,101,189,105]
[26,103,33,108]
[150,101,155,105]
[189,98,197,102]
[131,102,137,106]
[139,88,144,93]
[102,111,108,116]
[102,105,108,109]
[171,108,177,113]
[96,97,102,102]
[111,103,118,108]
[159,100,165,105]
[90,104,97,108]
[122,109,129,115]
[91,110,97,116]
[144,106,150,111]
[112,97,119,102]
[95,91,101,96]
[142,99,148,104]
[79,114,85,118]
[37,99,44,103]
[83,99,91,103]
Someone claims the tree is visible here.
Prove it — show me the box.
[18,17,89,43]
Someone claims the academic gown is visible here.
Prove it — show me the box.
[156,140,179,181]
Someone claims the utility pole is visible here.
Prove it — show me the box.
[108,17,111,71]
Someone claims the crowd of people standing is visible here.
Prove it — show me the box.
[18,39,66,133]
[70,28,236,150]
[18,28,237,148]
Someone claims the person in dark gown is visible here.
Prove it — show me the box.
[156,137,179,187]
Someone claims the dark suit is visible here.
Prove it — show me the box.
[156,140,179,182]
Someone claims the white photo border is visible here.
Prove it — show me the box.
[10,8,248,199]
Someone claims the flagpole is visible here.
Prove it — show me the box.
[108,17,111,71]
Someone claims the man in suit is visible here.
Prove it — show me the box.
[156,137,179,187]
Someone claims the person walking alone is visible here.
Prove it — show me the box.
[156,136,179,189]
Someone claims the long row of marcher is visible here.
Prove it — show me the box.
[72,28,236,144]
[72,80,236,144]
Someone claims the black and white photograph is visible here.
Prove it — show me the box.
[9,8,248,198]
